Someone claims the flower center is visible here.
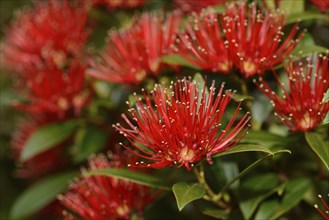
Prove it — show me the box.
[116,204,129,217]
[150,59,160,72]
[180,147,195,163]
[218,61,231,72]
[135,70,146,82]
[299,113,315,130]
[57,97,69,110]
[242,60,257,76]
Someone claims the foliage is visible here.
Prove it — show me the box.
[1,0,328,220]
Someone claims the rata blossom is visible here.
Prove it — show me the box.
[88,11,181,85]
[314,194,329,220]
[174,0,226,13]
[59,153,156,220]
[310,0,329,13]
[1,0,89,71]
[222,1,304,77]
[14,61,90,121]
[255,54,329,131]
[11,120,67,178]
[114,78,251,170]
[174,9,233,74]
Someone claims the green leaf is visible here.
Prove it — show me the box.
[222,161,240,190]
[72,127,108,163]
[199,206,229,219]
[10,171,75,219]
[217,150,290,197]
[241,130,294,147]
[269,178,311,219]
[323,112,329,125]
[292,33,328,56]
[21,120,78,161]
[210,160,239,190]
[263,0,276,9]
[213,144,273,158]
[255,200,280,220]
[172,182,206,211]
[305,132,329,170]
[279,0,304,15]
[322,88,329,103]
[286,12,329,24]
[251,92,273,126]
[161,54,201,70]
[239,174,281,220]
[88,168,170,190]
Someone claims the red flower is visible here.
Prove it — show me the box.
[58,153,156,220]
[314,194,329,220]
[11,120,67,178]
[1,0,89,71]
[222,1,304,77]
[255,54,329,131]
[114,78,251,170]
[88,11,182,85]
[174,9,233,74]
[90,0,147,10]
[310,0,329,13]
[14,61,91,121]
[174,0,226,13]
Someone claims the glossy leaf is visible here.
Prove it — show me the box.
[199,206,229,219]
[323,112,329,125]
[286,12,329,24]
[21,120,78,161]
[239,174,282,220]
[251,92,273,126]
[213,144,273,158]
[270,178,311,219]
[292,33,328,56]
[88,168,170,190]
[172,182,206,211]
[10,171,75,219]
[218,150,290,197]
[210,160,239,190]
[161,54,201,70]
[222,161,240,190]
[241,130,294,148]
[72,127,108,163]
[255,200,280,220]
[279,0,304,15]
[255,178,311,220]
[305,132,329,170]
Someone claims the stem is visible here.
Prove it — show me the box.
[193,164,230,209]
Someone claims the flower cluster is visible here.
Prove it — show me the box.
[174,10,233,74]
[59,153,156,220]
[1,0,91,178]
[114,78,251,170]
[255,54,329,131]
[174,1,304,77]
[88,11,182,85]
[14,61,91,121]
[1,0,89,72]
